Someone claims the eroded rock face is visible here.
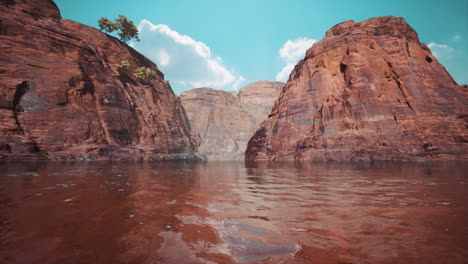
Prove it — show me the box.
[180,81,283,160]
[0,0,198,160]
[246,16,467,161]
[239,81,285,122]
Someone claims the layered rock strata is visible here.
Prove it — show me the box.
[180,81,283,160]
[0,0,198,160]
[246,16,467,161]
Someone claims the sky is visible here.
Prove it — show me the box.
[55,0,468,94]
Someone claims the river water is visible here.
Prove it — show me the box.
[0,161,466,264]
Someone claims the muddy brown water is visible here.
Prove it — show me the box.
[0,161,466,264]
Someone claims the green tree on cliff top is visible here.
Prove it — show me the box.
[98,15,140,43]
[98,17,117,33]
[115,15,140,42]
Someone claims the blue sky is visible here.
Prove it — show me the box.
[55,0,467,94]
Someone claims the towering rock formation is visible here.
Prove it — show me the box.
[0,0,198,160]
[246,16,467,161]
[180,81,283,160]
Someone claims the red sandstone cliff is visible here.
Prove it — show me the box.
[0,0,198,160]
[246,16,468,161]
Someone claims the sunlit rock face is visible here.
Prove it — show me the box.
[180,81,283,160]
[239,81,285,123]
[246,16,468,161]
[0,0,199,160]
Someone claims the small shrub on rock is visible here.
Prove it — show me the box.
[117,60,132,76]
[97,15,140,43]
[134,67,154,83]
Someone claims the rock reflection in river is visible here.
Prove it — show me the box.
[0,160,466,264]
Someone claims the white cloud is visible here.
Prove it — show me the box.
[275,63,295,83]
[279,38,316,62]
[275,37,316,82]
[156,49,170,66]
[427,42,449,49]
[130,19,243,94]
[427,42,453,58]
[231,76,246,91]
[427,41,467,84]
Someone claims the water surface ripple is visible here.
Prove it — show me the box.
[0,161,466,264]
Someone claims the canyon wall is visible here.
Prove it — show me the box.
[0,0,198,160]
[246,16,467,161]
[180,81,283,160]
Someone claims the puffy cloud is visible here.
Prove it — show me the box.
[156,49,170,66]
[275,63,295,84]
[275,37,316,82]
[279,38,317,62]
[130,20,244,94]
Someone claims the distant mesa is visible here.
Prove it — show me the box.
[246,16,468,161]
[239,81,285,123]
[0,0,198,160]
[180,81,284,160]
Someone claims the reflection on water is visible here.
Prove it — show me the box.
[0,161,466,264]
